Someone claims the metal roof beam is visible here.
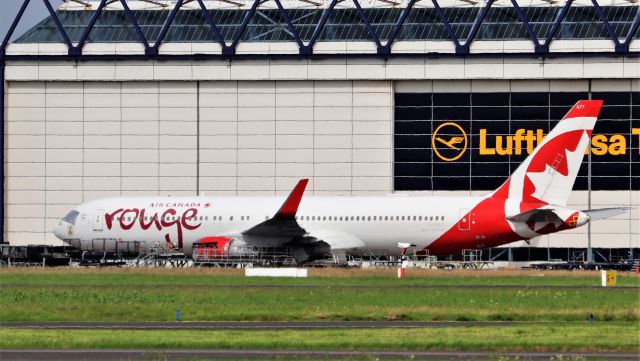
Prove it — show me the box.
[623,5,640,46]
[194,0,229,51]
[378,0,402,6]
[154,0,185,50]
[459,0,495,54]
[42,0,75,54]
[431,0,462,48]
[542,0,573,52]
[298,0,323,6]
[303,0,339,54]
[218,0,245,6]
[65,0,93,7]
[273,0,305,47]
[119,0,153,53]
[510,0,542,52]
[75,0,109,54]
[1,0,31,55]
[381,0,420,54]
[352,0,383,49]
[139,0,170,7]
[228,0,262,53]
[590,0,624,52]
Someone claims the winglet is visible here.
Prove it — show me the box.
[274,179,308,219]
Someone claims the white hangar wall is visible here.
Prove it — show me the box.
[3,58,638,249]
[5,79,393,245]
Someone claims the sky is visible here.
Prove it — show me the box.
[1,0,64,42]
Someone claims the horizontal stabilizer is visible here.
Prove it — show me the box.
[583,207,628,221]
[506,208,563,224]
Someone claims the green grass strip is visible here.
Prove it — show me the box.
[2,270,640,287]
[2,285,638,322]
[1,323,638,352]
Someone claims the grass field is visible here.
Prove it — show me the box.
[1,268,638,323]
[1,268,638,354]
[1,323,638,352]
[2,267,640,286]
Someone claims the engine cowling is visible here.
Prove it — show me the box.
[191,237,258,259]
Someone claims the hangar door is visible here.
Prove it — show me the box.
[5,80,393,245]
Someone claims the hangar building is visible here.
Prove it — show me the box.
[1,0,638,261]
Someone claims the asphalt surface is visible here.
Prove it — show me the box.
[2,349,639,360]
[0,321,525,330]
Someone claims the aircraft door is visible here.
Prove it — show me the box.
[458,209,471,231]
[93,210,104,231]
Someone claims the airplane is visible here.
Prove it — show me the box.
[435,136,465,150]
[53,100,627,263]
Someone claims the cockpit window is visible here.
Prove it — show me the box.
[62,210,80,225]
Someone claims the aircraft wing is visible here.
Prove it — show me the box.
[234,179,366,261]
[304,229,366,251]
[241,179,309,247]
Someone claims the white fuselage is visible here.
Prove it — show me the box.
[55,195,483,256]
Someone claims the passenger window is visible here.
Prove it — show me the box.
[230,216,233,221]
[430,216,433,221]
[442,216,445,221]
[367,216,371,221]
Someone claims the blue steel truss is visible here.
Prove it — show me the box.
[2,0,639,58]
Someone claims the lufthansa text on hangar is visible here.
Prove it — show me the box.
[1,0,638,260]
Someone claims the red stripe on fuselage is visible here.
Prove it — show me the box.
[425,196,519,256]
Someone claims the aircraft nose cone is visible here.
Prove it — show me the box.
[53,221,67,240]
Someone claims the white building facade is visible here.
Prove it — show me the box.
[1,0,638,259]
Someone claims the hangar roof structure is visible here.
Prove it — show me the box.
[1,0,638,57]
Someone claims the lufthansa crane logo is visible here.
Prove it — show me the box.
[432,122,468,162]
